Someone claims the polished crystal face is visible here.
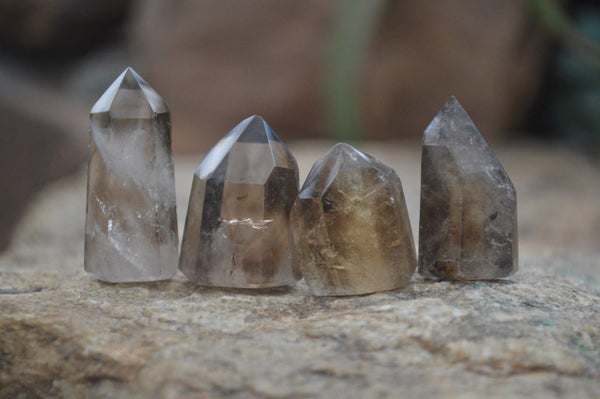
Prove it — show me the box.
[290,143,417,296]
[85,67,178,282]
[179,115,300,288]
[418,97,518,280]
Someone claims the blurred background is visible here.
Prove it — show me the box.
[0,0,599,252]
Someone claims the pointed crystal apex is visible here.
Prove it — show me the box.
[120,67,141,90]
[291,143,416,296]
[179,116,300,288]
[91,67,168,118]
[423,96,483,147]
[419,97,518,280]
[195,115,297,182]
[85,68,178,282]
[299,143,377,199]
[235,115,271,143]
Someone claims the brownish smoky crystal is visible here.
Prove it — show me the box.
[290,143,416,296]
[418,97,518,280]
[179,115,300,288]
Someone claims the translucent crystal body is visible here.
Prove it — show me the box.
[418,97,518,280]
[179,115,300,288]
[290,143,416,296]
[85,67,178,282]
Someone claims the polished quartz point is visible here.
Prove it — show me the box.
[179,115,300,288]
[419,96,518,280]
[85,67,178,282]
[290,143,417,296]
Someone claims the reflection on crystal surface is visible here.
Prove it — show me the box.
[290,143,416,296]
[179,115,300,288]
[85,67,178,282]
[418,97,518,280]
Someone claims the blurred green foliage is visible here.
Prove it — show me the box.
[528,1,600,149]
[324,0,387,141]
[324,0,600,147]
[527,0,600,66]
[549,11,600,147]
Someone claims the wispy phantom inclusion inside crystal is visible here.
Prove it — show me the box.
[179,115,300,288]
[418,96,518,280]
[85,67,178,282]
[290,143,416,296]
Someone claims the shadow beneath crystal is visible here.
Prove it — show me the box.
[413,277,516,286]
[90,274,517,303]
[0,287,43,295]
[95,276,297,297]
[96,278,187,289]
[382,277,519,301]
[198,285,295,296]
[452,279,516,286]
[94,275,198,295]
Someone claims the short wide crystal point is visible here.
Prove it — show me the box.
[419,97,518,280]
[179,115,300,288]
[85,67,178,282]
[290,143,417,296]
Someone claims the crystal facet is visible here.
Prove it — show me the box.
[418,97,518,280]
[179,115,300,288]
[290,143,417,296]
[85,67,178,282]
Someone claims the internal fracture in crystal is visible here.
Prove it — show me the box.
[85,67,178,282]
[418,96,518,280]
[179,115,300,288]
[290,143,417,296]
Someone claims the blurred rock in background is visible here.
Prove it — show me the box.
[131,0,548,152]
[0,0,133,250]
[1,0,598,250]
[0,0,133,56]
[0,68,87,250]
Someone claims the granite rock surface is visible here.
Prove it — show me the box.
[1,142,599,398]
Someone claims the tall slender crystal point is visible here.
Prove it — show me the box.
[419,97,518,280]
[179,115,300,288]
[290,143,417,296]
[85,67,179,282]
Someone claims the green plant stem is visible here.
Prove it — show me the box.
[324,0,388,141]
[526,0,600,67]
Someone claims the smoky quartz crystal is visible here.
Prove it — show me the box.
[85,67,179,282]
[179,115,300,288]
[418,97,518,280]
[290,143,416,296]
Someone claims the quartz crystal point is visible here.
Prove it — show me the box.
[85,67,178,282]
[290,143,417,296]
[419,97,518,280]
[179,115,300,288]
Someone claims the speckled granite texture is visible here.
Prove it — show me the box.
[1,141,599,398]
